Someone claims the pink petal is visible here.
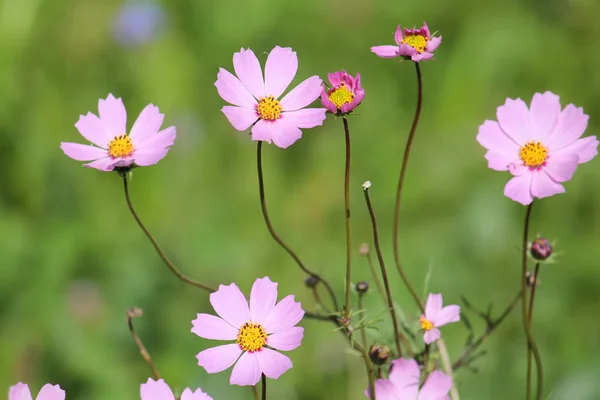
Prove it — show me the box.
[83,157,120,171]
[369,379,399,400]
[133,148,170,167]
[426,35,442,52]
[327,72,343,87]
[389,358,419,399]
[270,120,303,149]
[424,293,442,321]
[60,142,107,161]
[256,348,293,380]
[135,126,176,152]
[477,120,519,154]
[398,43,417,57]
[509,162,528,176]
[215,68,257,108]
[250,277,278,324]
[280,76,323,112]
[98,94,127,137]
[320,90,338,114]
[421,22,432,38]
[370,45,400,58]
[230,352,261,386]
[530,171,565,199]
[432,305,460,327]
[221,106,258,131]
[484,151,514,171]
[191,313,238,340]
[266,326,304,351]
[181,388,213,400]
[263,294,304,334]
[282,108,327,129]
[424,328,440,344]
[209,283,250,328]
[74,112,110,147]
[196,343,242,373]
[129,104,164,144]
[412,52,434,62]
[251,120,274,143]
[545,104,589,151]
[554,135,599,164]
[418,371,452,400]
[36,384,65,400]
[264,46,297,99]
[233,48,265,99]
[9,383,32,400]
[529,92,561,142]
[544,153,579,182]
[504,173,534,205]
[140,378,175,400]
[394,25,403,45]
[496,98,531,145]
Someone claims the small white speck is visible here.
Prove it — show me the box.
[362,181,371,190]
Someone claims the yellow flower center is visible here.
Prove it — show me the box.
[402,34,428,53]
[256,95,282,121]
[236,322,267,352]
[108,135,134,158]
[420,316,434,331]
[519,141,548,168]
[328,83,354,110]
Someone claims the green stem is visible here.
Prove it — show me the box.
[526,262,541,400]
[343,117,352,317]
[261,373,267,400]
[364,250,387,307]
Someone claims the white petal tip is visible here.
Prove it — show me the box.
[362,181,372,190]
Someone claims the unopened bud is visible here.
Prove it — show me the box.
[304,275,319,288]
[526,271,538,287]
[362,181,372,190]
[359,243,370,255]
[530,238,552,261]
[356,281,369,294]
[369,344,390,366]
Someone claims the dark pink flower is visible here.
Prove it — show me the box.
[320,71,364,115]
[371,22,442,62]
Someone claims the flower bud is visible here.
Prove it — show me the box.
[530,237,552,261]
[304,275,319,288]
[359,243,370,255]
[355,281,369,295]
[369,344,390,366]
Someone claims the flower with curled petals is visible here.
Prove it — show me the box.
[371,22,441,62]
[321,71,364,115]
[60,94,176,171]
[215,46,326,148]
[365,358,452,400]
[191,276,304,386]
[140,378,212,400]
[420,293,460,344]
[477,91,598,205]
[9,382,65,400]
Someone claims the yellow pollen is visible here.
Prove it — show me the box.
[402,34,428,53]
[236,322,267,352]
[328,83,354,110]
[108,135,134,158]
[519,141,548,168]
[256,96,282,121]
[420,316,434,331]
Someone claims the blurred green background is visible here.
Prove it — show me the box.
[1,0,600,398]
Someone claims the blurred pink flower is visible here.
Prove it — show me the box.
[215,46,326,148]
[140,378,212,400]
[321,71,365,115]
[477,91,598,205]
[9,383,65,400]
[192,277,304,386]
[420,293,460,344]
[366,358,452,400]
[60,94,176,171]
[371,23,442,62]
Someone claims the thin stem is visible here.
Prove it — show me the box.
[364,249,387,306]
[358,294,369,357]
[527,262,541,400]
[392,62,424,312]
[521,202,543,400]
[261,373,267,400]
[343,117,353,318]
[126,307,160,380]
[252,386,259,400]
[452,290,522,370]
[363,186,403,357]
[121,175,215,292]
[256,142,339,311]
[437,339,460,400]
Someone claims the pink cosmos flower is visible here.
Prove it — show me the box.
[321,71,365,115]
[366,358,452,400]
[60,94,176,171]
[371,23,442,62]
[9,383,65,400]
[140,378,212,400]
[215,46,327,149]
[192,276,304,386]
[477,91,599,205]
[420,293,460,344]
